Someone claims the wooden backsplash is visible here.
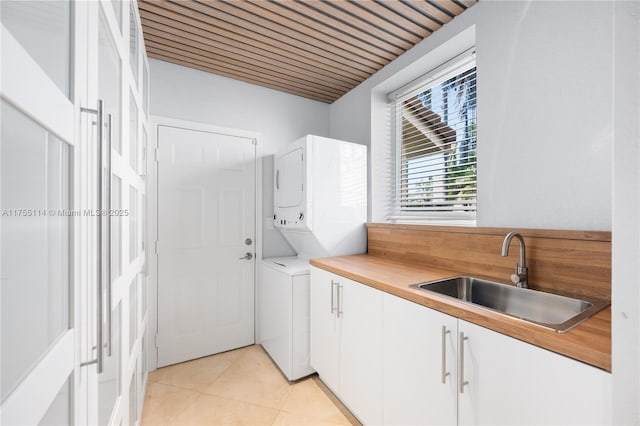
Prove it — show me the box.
[366,223,611,301]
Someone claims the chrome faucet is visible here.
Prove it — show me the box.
[501,232,528,288]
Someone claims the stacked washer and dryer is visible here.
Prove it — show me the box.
[259,134,367,381]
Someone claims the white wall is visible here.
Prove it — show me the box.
[330,0,614,232]
[149,58,331,257]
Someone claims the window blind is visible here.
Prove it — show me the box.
[388,50,477,221]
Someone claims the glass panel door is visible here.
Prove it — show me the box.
[0,2,75,422]
[2,1,149,424]
[97,7,123,425]
[88,3,149,424]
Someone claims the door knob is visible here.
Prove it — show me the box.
[239,252,253,260]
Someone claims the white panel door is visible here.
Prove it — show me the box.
[157,125,256,367]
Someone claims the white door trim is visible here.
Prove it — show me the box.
[146,115,262,372]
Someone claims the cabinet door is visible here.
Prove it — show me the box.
[458,320,611,425]
[383,293,458,426]
[309,266,340,392]
[340,277,383,426]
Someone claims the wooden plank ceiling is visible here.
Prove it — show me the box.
[139,0,477,103]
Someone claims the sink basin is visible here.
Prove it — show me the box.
[409,276,609,332]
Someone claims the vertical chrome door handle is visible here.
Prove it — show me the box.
[459,331,469,394]
[275,169,280,190]
[441,326,451,384]
[105,113,112,357]
[330,280,338,314]
[79,100,104,373]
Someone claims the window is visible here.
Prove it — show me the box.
[388,50,477,222]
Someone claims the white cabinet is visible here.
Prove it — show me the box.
[311,267,611,425]
[383,293,458,426]
[313,267,611,426]
[310,266,383,425]
[458,320,611,425]
[382,292,611,425]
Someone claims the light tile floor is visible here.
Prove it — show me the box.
[141,345,359,426]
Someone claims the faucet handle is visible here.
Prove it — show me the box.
[511,265,529,288]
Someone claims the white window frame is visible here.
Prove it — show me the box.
[387,48,477,225]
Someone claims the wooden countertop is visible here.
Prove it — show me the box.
[310,254,611,372]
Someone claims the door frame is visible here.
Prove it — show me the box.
[147,115,261,372]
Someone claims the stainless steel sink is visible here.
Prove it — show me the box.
[409,276,609,332]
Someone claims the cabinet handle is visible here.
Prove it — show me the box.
[337,284,344,318]
[330,280,338,314]
[275,169,280,190]
[458,331,469,394]
[441,326,450,384]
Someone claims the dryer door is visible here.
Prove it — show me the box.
[275,147,304,208]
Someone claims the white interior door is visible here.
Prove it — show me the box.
[157,125,256,367]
